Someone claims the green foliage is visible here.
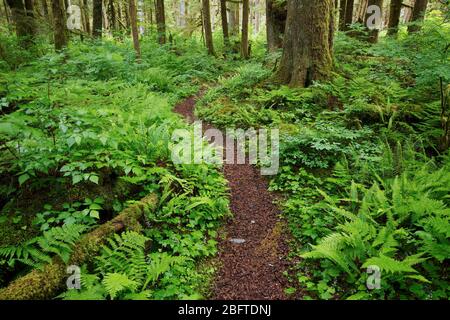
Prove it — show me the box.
[0,224,88,270]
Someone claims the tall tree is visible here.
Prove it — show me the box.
[387,0,402,35]
[202,0,215,55]
[6,0,36,47]
[241,0,249,58]
[266,0,286,52]
[82,0,91,34]
[277,0,334,87]
[229,2,239,36]
[339,0,347,30]
[52,0,68,50]
[408,0,428,33]
[220,0,229,46]
[344,0,354,29]
[93,0,103,37]
[155,0,166,44]
[129,0,141,60]
[364,0,383,43]
[109,0,117,31]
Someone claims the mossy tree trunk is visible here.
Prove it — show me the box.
[156,0,166,44]
[277,0,334,87]
[52,0,68,50]
[266,0,286,52]
[202,0,215,55]
[408,0,428,33]
[387,0,402,36]
[6,0,36,47]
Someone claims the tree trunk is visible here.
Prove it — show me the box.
[339,0,347,30]
[364,0,383,43]
[266,0,286,52]
[241,0,249,58]
[344,0,354,29]
[277,0,334,87]
[387,0,402,35]
[220,0,229,46]
[229,2,239,36]
[124,0,130,29]
[355,0,368,23]
[129,0,141,60]
[202,0,215,55]
[41,0,49,20]
[155,0,166,44]
[52,0,68,50]
[408,0,427,33]
[92,0,103,37]
[109,0,117,31]
[6,0,35,47]
[82,0,90,34]
[2,0,11,25]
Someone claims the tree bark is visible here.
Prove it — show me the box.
[241,0,249,58]
[6,0,36,47]
[229,2,239,36]
[155,0,166,44]
[129,0,141,60]
[220,0,229,46]
[408,0,427,33]
[82,0,90,34]
[2,0,10,25]
[344,0,354,29]
[364,0,383,43]
[108,0,117,31]
[266,0,286,52]
[339,0,347,30]
[387,0,402,35]
[202,0,215,55]
[52,0,68,50]
[92,0,103,37]
[277,0,334,87]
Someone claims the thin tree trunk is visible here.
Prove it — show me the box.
[202,0,215,55]
[387,0,402,35]
[241,0,249,58]
[344,0,354,28]
[92,0,102,37]
[339,0,347,30]
[108,0,117,31]
[52,0,68,50]
[408,0,427,33]
[82,0,90,34]
[277,0,334,87]
[129,0,141,60]
[6,0,35,47]
[41,0,49,19]
[2,0,10,25]
[220,0,229,46]
[364,0,383,43]
[155,0,166,44]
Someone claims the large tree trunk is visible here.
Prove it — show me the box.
[364,0,383,43]
[202,0,215,55]
[129,0,141,60]
[266,0,286,52]
[241,0,249,58]
[277,0,334,87]
[155,0,166,44]
[52,0,68,50]
[220,0,229,46]
[6,0,36,47]
[387,0,402,35]
[92,0,103,37]
[408,0,427,33]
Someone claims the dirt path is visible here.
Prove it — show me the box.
[174,91,290,300]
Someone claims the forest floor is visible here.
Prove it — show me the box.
[174,90,291,300]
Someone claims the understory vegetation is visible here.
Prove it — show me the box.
[0,35,231,299]
[0,0,449,302]
[196,17,450,299]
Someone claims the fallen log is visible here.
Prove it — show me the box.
[0,194,157,300]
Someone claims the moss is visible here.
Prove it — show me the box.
[0,193,157,300]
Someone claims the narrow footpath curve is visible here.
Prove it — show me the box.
[174,91,290,300]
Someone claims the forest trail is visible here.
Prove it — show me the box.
[174,91,290,300]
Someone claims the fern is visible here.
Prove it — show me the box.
[0,224,88,269]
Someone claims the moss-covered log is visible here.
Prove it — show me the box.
[0,194,157,300]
